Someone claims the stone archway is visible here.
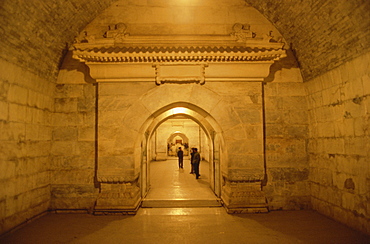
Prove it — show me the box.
[73,28,286,214]
[140,103,223,200]
[94,82,271,214]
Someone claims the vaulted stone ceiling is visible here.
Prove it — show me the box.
[245,0,370,81]
[0,0,369,82]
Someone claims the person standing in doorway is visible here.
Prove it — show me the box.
[189,148,195,174]
[192,148,201,179]
[177,147,184,169]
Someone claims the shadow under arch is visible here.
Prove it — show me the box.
[138,102,225,200]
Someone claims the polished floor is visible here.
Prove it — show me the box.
[1,157,369,244]
[142,158,221,207]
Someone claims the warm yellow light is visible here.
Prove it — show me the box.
[172,107,186,114]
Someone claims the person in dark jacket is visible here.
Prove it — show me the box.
[190,148,195,174]
[192,148,200,179]
[177,147,183,169]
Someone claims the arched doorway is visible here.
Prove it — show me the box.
[140,104,224,207]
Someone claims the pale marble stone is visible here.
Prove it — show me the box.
[236,107,262,125]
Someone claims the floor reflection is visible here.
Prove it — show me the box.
[145,158,217,201]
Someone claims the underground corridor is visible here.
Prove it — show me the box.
[1,0,369,241]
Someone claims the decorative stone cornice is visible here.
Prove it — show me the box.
[73,45,286,64]
[72,23,287,83]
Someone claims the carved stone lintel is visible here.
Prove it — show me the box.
[153,63,208,85]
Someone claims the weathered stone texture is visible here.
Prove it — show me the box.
[50,185,97,210]
[245,0,370,81]
[0,0,116,80]
[50,83,98,211]
[0,59,54,234]
[264,64,310,210]
[306,51,370,234]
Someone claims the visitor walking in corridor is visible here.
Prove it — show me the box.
[177,147,183,169]
[192,148,200,179]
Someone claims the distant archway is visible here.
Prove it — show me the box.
[167,132,189,156]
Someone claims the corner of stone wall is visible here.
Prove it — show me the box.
[263,67,310,211]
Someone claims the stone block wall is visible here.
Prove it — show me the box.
[0,59,54,234]
[263,65,310,210]
[50,83,98,211]
[306,51,370,234]
[0,0,116,229]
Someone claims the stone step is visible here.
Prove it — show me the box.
[141,199,222,208]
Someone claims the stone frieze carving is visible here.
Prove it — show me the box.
[153,63,207,85]
[74,31,95,44]
[231,23,283,44]
[73,46,286,63]
[74,23,128,44]
[103,23,128,42]
[231,23,255,42]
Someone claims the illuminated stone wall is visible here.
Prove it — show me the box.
[51,83,98,210]
[306,52,370,234]
[0,59,53,233]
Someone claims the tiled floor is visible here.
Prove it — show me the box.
[1,157,369,243]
